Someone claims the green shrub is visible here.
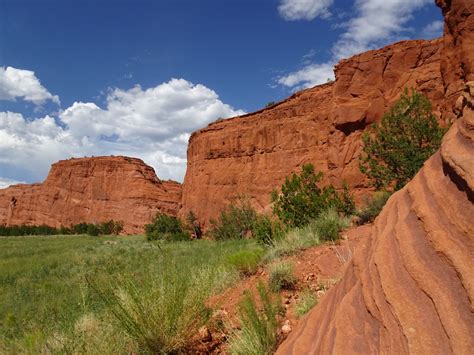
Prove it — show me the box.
[94,261,210,354]
[226,249,264,276]
[71,222,88,235]
[185,211,202,239]
[0,224,60,236]
[99,220,124,235]
[253,215,285,247]
[271,164,355,228]
[264,222,321,261]
[210,198,257,240]
[0,221,123,237]
[86,224,100,237]
[356,191,391,224]
[360,89,447,190]
[295,289,318,318]
[312,208,349,242]
[145,213,189,241]
[229,282,281,355]
[265,208,349,260]
[268,262,297,292]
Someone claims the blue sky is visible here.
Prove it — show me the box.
[0,0,443,187]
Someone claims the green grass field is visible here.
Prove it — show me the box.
[0,235,259,353]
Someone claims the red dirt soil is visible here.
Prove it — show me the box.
[192,225,371,353]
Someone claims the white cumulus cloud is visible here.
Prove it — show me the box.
[277,63,335,90]
[0,78,244,184]
[421,20,444,39]
[0,177,25,189]
[278,0,434,89]
[278,0,334,21]
[0,66,60,105]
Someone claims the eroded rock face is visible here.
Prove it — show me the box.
[181,39,445,225]
[277,1,474,353]
[0,156,181,233]
[437,0,474,120]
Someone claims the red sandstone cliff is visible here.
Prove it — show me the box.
[181,38,446,224]
[0,156,181,234]
[277,1,474,353]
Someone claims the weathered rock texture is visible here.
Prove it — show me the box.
[277,1,474,354]
[437,0,474,120]
[0,156,181,233]
[181,38,445,224]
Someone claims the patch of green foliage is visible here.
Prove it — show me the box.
[210,198,257,240]
[356,191,392,224]
[360,89,447,190]
[0,220,124,237]
[252,215,285,247]
[268,262,297,292]
[226,249,264,276]
[229,282,282,355]
[294,289,318,318]
[185,210,203,239]
[0,235,256,353]
[145,213,190,241]
[312,208,350,242]
[94,257,211,353]
[264,210,350,261]
[271,164,355,228]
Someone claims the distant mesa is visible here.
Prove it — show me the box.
[0,156,181,234]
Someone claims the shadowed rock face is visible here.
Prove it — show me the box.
[181,38,445,225]
[0,156,181,233]
[277,1,474,354]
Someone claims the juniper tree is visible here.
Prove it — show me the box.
[359,89,447,191]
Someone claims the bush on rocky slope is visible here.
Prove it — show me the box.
[271,164,355,228]
[360,89,447,190]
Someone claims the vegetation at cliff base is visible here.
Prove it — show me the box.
[0,220,123,237]
[360,89,447,190]
[145,213,190,241]
[210,198,258,240]
[271,163,355,228]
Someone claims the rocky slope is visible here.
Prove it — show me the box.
[277,1,474,353]
[181,38,446,224]
[0,156,181,233]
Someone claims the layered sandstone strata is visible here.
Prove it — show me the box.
[277,1,474,353]
[0,156,181,233]
[181,38,445,224]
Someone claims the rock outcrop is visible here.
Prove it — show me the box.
[181,38,445,224]
[277,1,474,353]
[0,156,181,233]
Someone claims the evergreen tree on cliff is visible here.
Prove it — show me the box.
[360,89,447,191]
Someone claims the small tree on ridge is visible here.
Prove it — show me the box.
[359,89,447,190]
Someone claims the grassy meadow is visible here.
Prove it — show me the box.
[0,234,259,353]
